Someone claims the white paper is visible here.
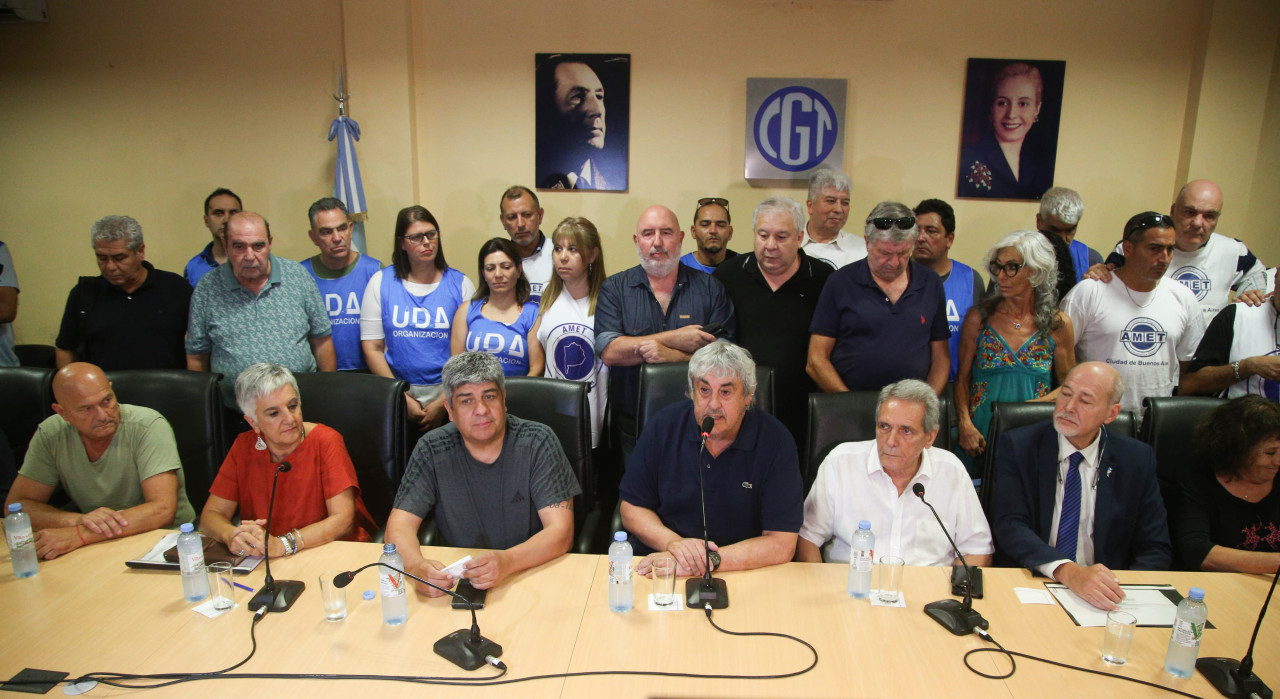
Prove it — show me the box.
[868,590,906,608]
[647,593,684,611]
[1014,587,1056,605]
[1046,584,1178,627]
[441,555,472,578]
[192,599,238,618]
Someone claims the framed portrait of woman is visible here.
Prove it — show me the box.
[956,58,1066,201]
[535,53,630,192]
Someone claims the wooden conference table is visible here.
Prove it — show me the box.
[1,534,1274,698]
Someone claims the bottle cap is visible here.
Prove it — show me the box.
[1189,587,1205,601]
[7,503,20,513]
[363,590,375,600]
[614,531,627,542]
[179,523,194,533]
[858,520,871,530]
[383,542,397,553]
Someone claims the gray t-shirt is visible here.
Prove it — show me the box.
[394,415,581,549]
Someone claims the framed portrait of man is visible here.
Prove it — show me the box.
[535,53,630,192]
[956,58,1066,201]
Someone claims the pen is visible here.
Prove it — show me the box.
[226,580,254,593]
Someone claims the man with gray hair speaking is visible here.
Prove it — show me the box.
[55,215,191,370]
[808,201,951,394]
[797,379,992,565]
[715,196,834,451]
[622,341,803,577]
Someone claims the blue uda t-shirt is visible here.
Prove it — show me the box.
[381,267,467,385]
[465,299,539,376]
[302,254,383,371]
[942,260,977,382]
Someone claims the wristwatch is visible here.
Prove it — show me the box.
[708,551,721,572]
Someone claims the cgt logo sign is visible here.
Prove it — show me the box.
[745,78,846,180]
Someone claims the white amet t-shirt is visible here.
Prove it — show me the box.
[1062,276,1206,413]
[800,229,867,269]
[1113,233,1267,321]
[536,288,608,447]
[521,235,554,304]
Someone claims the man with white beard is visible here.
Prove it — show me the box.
[596,205,736,457]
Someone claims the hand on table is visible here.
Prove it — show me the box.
[413,559,456,597]
[34,526,83,560]
[227,518,268,557]
[1056,562,1125,610]
[78,507,128,538]
[463,550,511,590]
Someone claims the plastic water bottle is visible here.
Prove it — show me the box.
[847,520,875,598]
[4,503,38,579]
[608,531,633,612]
[176,523,209,602]
[379,543,408,625]
[1164,587,1208,678]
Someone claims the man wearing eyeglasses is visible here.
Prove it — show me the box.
[680,198,737,275]
[800,169,866,269]
[301,198,382,371]
[1085,180,1268,321]
[188,212,336,396]
[498,186,553,303]
[1061,212,1206,413]
[912,198,984,383]
[808,202,951,395]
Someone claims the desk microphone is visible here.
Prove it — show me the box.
[686,415,728,611]
[1196,561,1277,698]
[913,483,988,635]
[247,461,306,613]
[334,563,503,671]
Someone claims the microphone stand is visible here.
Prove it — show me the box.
[1196,562,1277,698]
[686,416,728,610]
[913,484,988,636]
[334,563,503,671]
[247,462,305,613]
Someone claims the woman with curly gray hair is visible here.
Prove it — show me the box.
[954,231,1076,466]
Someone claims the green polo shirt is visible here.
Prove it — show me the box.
[186,254,331,381]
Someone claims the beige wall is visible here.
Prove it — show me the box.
[2,0,1277,347]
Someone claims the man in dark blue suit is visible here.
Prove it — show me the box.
[992,361,1172,610]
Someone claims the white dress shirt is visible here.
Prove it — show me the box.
[800,228,867,269]
[1036,430,1104,579]
[799,440,993,565]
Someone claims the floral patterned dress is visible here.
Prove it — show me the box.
[968,323,1055,439]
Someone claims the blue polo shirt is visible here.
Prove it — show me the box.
[186,254,331,381]
[809,259,950,391]
[619,401,803,556]
[595,263,735,419]
[184,242,220,288]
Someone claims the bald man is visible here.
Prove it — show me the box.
[991,362,1172,610]
[1088,180,1269,321]
[4,363,196,559]
[595,205,736,456]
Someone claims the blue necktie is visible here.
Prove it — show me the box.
[1056,451,1084,562]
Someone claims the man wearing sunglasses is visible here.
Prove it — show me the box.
[808,202,951,396]
[302,198,382,371]
[912,198,984,383]
[1061,212,1206,413]
[1085,180,1268,320]
[680,198,737,275]
[800,169,866,269]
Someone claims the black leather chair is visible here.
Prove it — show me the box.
[979,401,1137,515]
[635,362,776,438]
[505,376,598,553]
[293,371,409,532]
[804,389,955,494]
[0,367,55,472]
[805,391,879,494]
[14,344,56,369]
[1140,395,1226,570]
[108,370,225,516]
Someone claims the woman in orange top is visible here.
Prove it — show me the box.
[201,363,376,558]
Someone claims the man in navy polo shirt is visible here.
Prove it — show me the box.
[621,341,802,577]
[808,201,951,395]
